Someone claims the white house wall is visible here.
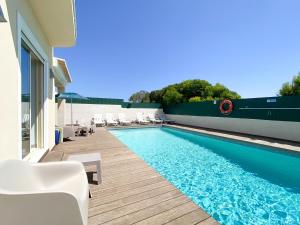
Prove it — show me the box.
[0,0,56,159]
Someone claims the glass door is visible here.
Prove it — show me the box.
[21,44,31,158]
[21,41,44,158]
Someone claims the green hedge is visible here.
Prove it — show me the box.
[163,95,300,122]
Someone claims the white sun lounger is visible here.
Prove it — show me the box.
[148,113,163,124]
[106,113,118,126]
[0,160,89,225]
[136,112,150,124]
[159,114,175,124]
[118,113,131,126]
[93,114,105,127]
[78,119,93,135]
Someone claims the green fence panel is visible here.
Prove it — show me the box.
[59,96,162,108]
[163,96,300,122]
[122,102,162,108]
[65,97,124,105]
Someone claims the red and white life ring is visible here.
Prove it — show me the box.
[219,99,233,115]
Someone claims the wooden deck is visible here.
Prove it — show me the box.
[43,127,218,225]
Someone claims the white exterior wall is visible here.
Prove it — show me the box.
[56,99,66,126]
[63,103,163,124]
[0,0,55,160]
[166,115,300,142]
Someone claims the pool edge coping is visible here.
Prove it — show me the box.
[165,124,300,154]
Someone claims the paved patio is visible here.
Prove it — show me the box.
[43,127,218,225]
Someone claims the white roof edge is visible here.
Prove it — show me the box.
[29,0,77,47]
[53,57,72,87]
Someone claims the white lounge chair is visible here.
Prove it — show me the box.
[159,114,175,124]
[0,160,89,225]
[63,126,76,138]
[136,112,150,125]
[106,113,118,126]
[118,113,131,126]
[78,119,92,136]
[93,114,105,127]
[148,113,163,124]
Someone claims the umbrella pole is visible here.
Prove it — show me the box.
[71,98,73,126]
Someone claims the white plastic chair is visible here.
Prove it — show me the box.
[93,114,105,127]
[159,114,175,124]
[148,113,163,124]
[106,113,118,126]
[118,113,131,126]
[0,160,89,225]
[136,112,150,124]
[78,119,92,136]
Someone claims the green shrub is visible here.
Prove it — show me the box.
[188,96,202,102]
[279,74,300,96]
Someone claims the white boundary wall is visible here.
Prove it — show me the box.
[63,103,163,124]
[166,114,300,142]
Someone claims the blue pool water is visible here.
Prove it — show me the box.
[109,127,300,225]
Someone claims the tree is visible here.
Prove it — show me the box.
[279,83,293,96]
[188,96,202,102]
[149,90,164,103]
[292,75,300,95]
[178,79,212,101]
[129,79,240,104]
[211,83,240,99]
[279,74,300,96]
[162,88,183,105]
[141,92,150,103]
[129,90,150,103]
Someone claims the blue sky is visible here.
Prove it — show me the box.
[55,0,300,100]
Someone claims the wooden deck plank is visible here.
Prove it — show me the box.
[89,184,177,216]
[89,180,172,207]
[90,176,165,197]
[44,127,218,225]
[134,201,200,225]
[89,190,183,224]
[196,217,220,225]
[104,195,190,225]
[164,209,210,225]
[90,176,164,194]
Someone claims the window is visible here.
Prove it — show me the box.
[21,41,44,158]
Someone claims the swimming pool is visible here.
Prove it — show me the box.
[109,127,300,225]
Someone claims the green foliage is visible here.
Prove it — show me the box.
[131,79,241,105]
[210,83,240,99]
[188,96,202,102]
[293,75,300,95]
[279,74,300,96]
[149,89,164,103]
[162,88,183,105]
[178,80,211,101]
[279,82,293,96]
[204,96,214,101]
[129,90,150,103]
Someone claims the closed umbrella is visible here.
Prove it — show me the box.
[57,92,89,126]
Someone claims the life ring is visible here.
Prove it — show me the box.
[219,99,233,115]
